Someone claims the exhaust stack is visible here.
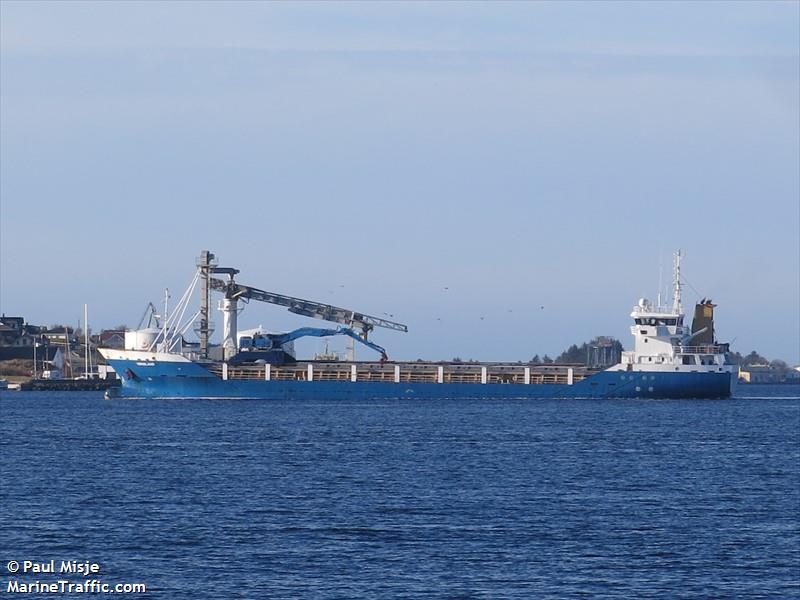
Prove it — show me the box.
[691,300,715,345]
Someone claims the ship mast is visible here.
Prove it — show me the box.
[84,303,89,379]
[672,250,683,315]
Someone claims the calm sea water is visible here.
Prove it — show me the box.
[1,385,798,599]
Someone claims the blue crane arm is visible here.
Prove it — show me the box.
[252,326,389,361]
[338,328,389,362]
[266,327,341,346]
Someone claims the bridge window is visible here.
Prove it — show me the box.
[635,318,677,326]
[682,356,696,365]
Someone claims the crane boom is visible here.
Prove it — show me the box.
[136,302,160,330]
[209,276,407,334]
[194,252,406,361]
[243,326,389,361]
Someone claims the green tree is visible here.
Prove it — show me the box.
[556,343,585,363]
[726,351,744,364]
[554,337,624,364]
[742,351,769,366]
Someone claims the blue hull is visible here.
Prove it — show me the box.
[106,359,733,400]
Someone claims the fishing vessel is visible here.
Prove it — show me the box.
[99,251,736,399]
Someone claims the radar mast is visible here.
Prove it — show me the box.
[672,250,683,315]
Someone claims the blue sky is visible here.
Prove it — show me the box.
[1,1,798,363]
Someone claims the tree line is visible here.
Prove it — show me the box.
[532,337,624,365]
[728,351,791,371]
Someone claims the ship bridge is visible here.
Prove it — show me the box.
[608,251,735,376]
[628,298,689,362]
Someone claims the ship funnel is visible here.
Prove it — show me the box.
[691,301,715,345]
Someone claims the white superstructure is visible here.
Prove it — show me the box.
[608,251,736,376]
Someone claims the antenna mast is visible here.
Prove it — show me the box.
[657,256,663,309]
[163,288,170,352]
[84,304,89,379]
[672,250,683,314]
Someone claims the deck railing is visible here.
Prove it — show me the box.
[208,362,590,385]
[675,345,727,355]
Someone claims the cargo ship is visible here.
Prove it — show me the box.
[99,251,736,399]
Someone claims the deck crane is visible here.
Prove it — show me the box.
[200,256,407,360]
[236,326,390,363]
[136,302,161,330]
